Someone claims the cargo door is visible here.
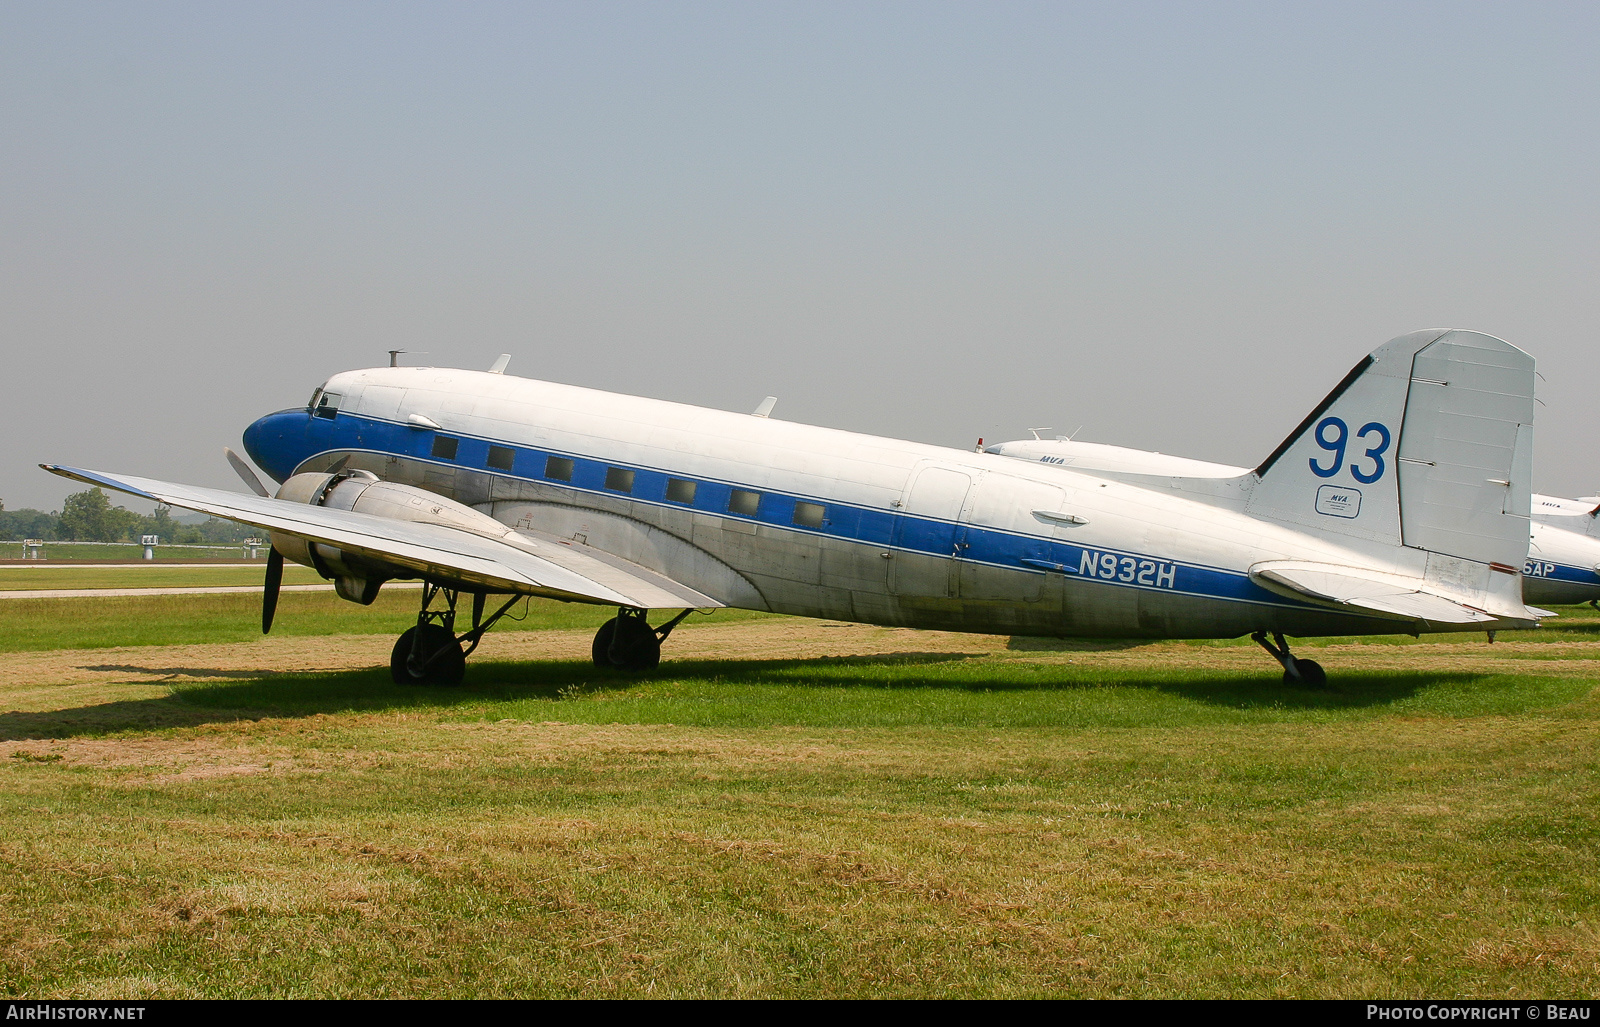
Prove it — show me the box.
[958,474,1066,603]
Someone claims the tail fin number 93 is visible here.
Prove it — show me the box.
[1310,417,1391,484]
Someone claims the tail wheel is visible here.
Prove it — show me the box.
[591,617,662,673]
[1285,658,1326,688]
[391,624,466,686]
[1255,630,1330,688]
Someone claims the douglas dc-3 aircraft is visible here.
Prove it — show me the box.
[44,328,1544,688]
[1524,495,1600,605]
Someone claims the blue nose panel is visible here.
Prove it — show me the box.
[243,409,313,484]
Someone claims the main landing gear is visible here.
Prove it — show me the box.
[591,607,694,673]
[390,582,523,686]
[1251,629,1327,687]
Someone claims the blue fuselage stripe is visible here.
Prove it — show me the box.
[1524,559,1600,585]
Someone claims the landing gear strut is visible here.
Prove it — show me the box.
[1251,629,1327,687]
[390,582,522,686]
[591,607,694,673]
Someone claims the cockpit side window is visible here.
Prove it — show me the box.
[313,392,342,420]
[307,388,323,411]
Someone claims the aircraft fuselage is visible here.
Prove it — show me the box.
[241,365,1496,640]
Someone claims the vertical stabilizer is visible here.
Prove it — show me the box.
[1247,330,1534,574]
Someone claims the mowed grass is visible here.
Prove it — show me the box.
[168,650,1599,728]
[0,599,1596,997]
[0,590,775,653]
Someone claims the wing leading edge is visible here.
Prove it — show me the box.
[41,465,722,610]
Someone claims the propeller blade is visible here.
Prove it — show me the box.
[263,547,283,634]
[225,447,271,497]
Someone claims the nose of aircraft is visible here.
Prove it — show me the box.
[242,408,312,484]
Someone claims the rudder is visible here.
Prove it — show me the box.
[1396,331,1534,566]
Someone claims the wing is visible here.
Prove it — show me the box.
[42,465,721,610]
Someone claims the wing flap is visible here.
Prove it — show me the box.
[42,465,720,610]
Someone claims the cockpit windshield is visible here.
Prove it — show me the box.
[312,390,342,420]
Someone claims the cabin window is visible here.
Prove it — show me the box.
[431,435,458,460]
[487,445,514,471]
[793,502,826,528]
[605,467,635,493]
[545,456,574,481]
[666,478,697,504]
[313,392,342,420]
[729,489,761,516]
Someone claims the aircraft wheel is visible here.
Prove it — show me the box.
[590,619,615,668]
[1285,658,1326,688]
[391,624,466,686]
[591,617,662,673]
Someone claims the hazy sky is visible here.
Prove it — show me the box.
[3,1,1596,512]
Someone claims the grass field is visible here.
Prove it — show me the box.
[0,594,1595,997]
[0,590,769,653]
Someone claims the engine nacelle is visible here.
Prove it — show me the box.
[269,471,520,603]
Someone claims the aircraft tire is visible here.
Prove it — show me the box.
[391,625,466,686]
[591,617,662,673]
[1285,658,1326,688]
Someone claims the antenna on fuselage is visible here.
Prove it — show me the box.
[388,350,406,367]
[752,397,777,418]
[488,354,511,374]
[1026,426,1053,440]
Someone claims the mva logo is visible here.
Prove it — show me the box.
[1315,485,1362,519]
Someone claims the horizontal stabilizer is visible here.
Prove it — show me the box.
[41,464,721,610]
[1249,561,1532,626]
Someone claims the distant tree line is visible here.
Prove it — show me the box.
[0,489,257,545]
